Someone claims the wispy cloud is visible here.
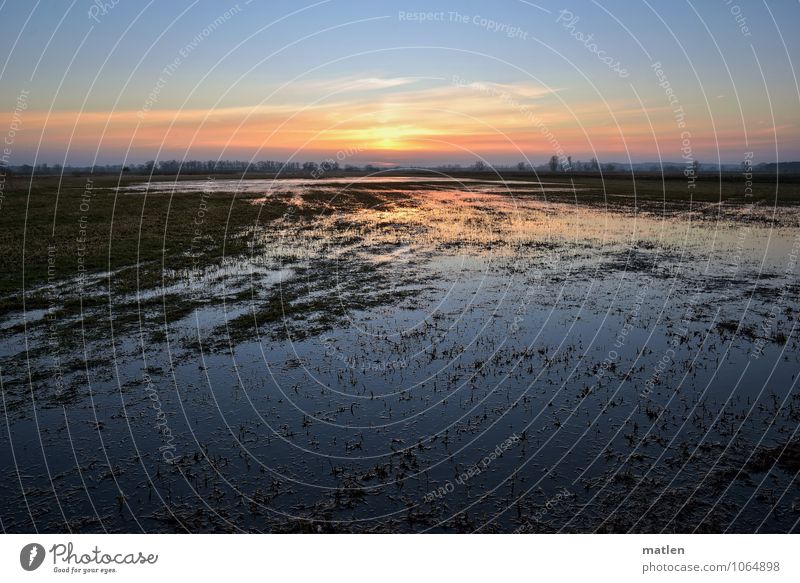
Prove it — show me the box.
[1,75,785,163]
[279,75,427,96]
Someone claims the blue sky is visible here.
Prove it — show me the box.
[2,0,798,165]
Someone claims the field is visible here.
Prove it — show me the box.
[2,170,797,296]
[0,172,798,533]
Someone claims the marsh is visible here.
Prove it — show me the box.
[0,173,798,533]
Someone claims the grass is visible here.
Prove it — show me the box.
[1,170,797,304]
[0,174,287,302]
[528,172,799,205]
[219,260,420,344]
[367,170,800,207]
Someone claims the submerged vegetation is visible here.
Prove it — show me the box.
[0,172,798,533]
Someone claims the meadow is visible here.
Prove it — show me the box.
[1,171,798,532]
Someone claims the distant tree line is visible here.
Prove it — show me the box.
[0,159,422,177]
[0,159,304,176]
[459,158,800,174]
[459,157,612,173]
[2,159,799,176]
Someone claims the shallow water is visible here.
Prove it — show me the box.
[1,178,798,533]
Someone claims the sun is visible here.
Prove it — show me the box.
[353,124,423,150]
[314,120,444,153]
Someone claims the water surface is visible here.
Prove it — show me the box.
[1,177,798,533]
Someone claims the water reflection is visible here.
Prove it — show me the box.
[1,178,798,533]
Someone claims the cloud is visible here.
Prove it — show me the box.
[280,75,425,96]
[3,75,791,163]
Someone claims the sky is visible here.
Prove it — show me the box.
[1,0,798,167]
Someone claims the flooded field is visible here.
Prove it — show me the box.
[1,176,798,533]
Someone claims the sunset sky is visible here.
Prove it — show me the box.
[1,0,798,167]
